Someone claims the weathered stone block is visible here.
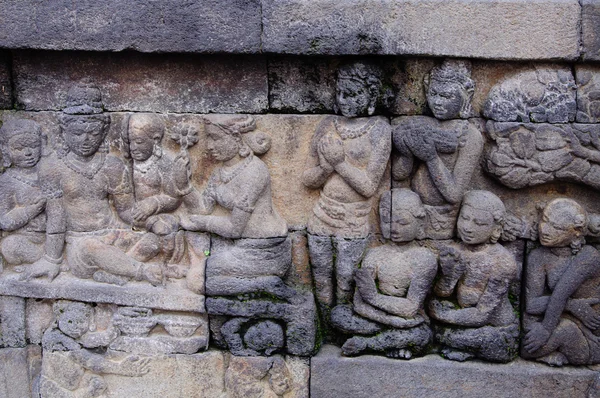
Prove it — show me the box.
[262,0,581,60]
[311,345,600,398]
[0,0,261,53]
[0,346,41,398]
[0,296,25,347]
[13,51,268,113]
[0,52,11,109]
[576,65,600,123]
[582,0,600,61]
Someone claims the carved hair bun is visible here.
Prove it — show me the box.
[245,131,271,155]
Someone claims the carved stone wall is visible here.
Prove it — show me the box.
[2,1,600,397]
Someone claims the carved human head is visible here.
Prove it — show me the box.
[539,198,587,252]
[204,115,271,162]
[0,119,43,168]
[425,59,474,120]
[335,61,383,118]
[457,190,505,245]
[125,113,165,162]
[380,188,426,242]
[243,320,284,355]
[59,84,110,158]
[53,300,94,339]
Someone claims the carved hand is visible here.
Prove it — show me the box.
[523,322,551,353]
[355,267,378,301]
[132,198,158,222]
[439,246,464,276]
[318,134,345,166]
[118,355,151,377]
[173,154,192,192]
[405,130,437,162]
[567,298,600,330]
[428,299,453,321]
[27,197,47,217]
[179,215,208,232]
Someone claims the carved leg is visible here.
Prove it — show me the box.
[206,276,298,302]
[307,234,334,308]
[333,237,368,304]
[522,318,590,366]
[0,234,44,265]
[342,326,431,358]
[436,324,519,363]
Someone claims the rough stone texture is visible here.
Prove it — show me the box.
[0,52,11,109]
[12,51,268,113]
[576,65,600,123]
[311,345,600,398]
[582,0,600,61]
[0,0,261,53]
[0,345,41,398]
[25,299,53,345]
[40,350,308,397]
[0,296,25,347]
[262,0,581,60]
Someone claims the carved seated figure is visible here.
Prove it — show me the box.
[393,59,483,239]
[40,300,150,398]
[21,84,162,285]
[180,115,295,301]
[332,189,437,359]
[523,199,600,366]
[0,119,46,267]
[428,190,519,363]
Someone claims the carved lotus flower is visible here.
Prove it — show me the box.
[171,123,199,150]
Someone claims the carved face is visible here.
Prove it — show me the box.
[457,205,497,245]
[389,210,420,242]
[63,117,107,158]
[539,209,580,248]
[205,124,239,162]
[335,78,374,118]
[427,80,464,120]
[57,303,93,339]
[128,120,156,162]
[7,134,41,168]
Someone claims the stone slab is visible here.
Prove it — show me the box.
[0,52,11,109]
[262,0,581,60]
[0,346,41,398]
[0,0,261,53]
[0,272,205,312]
[582,0,600,61]
[311,345,600,398]
[0,296,25,347]
[12,51,268,113]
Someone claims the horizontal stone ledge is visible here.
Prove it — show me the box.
[311,345,600,398]
[262,0,582,60]
[0,0,261,53]
[0,272,205,312]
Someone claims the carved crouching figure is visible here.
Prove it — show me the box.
[40,300,150,398]
[332,189,436,359]
[393,59,483,239]
[523,199,600,366]
[21,84,162,285]
[429,191,519,363]
[0,119,46,267]
[302,61,391,320]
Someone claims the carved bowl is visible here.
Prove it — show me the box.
[159,315,203,338]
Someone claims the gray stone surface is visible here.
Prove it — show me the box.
[0,0,261,53]
[13,51,268,113]
[582,0,600,61]
[0,345,41,398]
[262,0,581,60]
[576,65,600,123]
[311,345,600,398]
[0,296,25,347]
[0,53,11,109]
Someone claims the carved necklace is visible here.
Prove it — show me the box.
[219,155,253,184]
[8,171,38,188]
[134,154,159,175]
[61,152,106,180]
[334,117,377,140]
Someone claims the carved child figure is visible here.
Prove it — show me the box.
[393,59,483,239]
[332,189,437,359]
[302,61,391,318]
[21,84,162,285]
[40,300,150,398]
[428,191,519,363]
[523,199,600,366]
[0,119,46,267]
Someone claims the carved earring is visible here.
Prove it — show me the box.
[570,235,585,254]
[239,141,251,157]
[153,142,162,158]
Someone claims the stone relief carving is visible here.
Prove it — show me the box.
[392,60,483,239]
[523,198,600,366]
[302,61,391,330]
[428,191,519,363]
[331,189,436,359]
[485,121,600,190]
[576,67,600,123]
[483,66,577,123]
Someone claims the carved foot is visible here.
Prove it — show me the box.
[441,347,473,362]
[341,337,368,356]
[16,257,60,282]
[386,349,412,360]
[537,352,568,367]
[93,270,128,286]
[139,263,163,287]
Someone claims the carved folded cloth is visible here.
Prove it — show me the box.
[423,204,459,240]
[207,236,292,278]
[65,229,144,279]
[308,193,372,239]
